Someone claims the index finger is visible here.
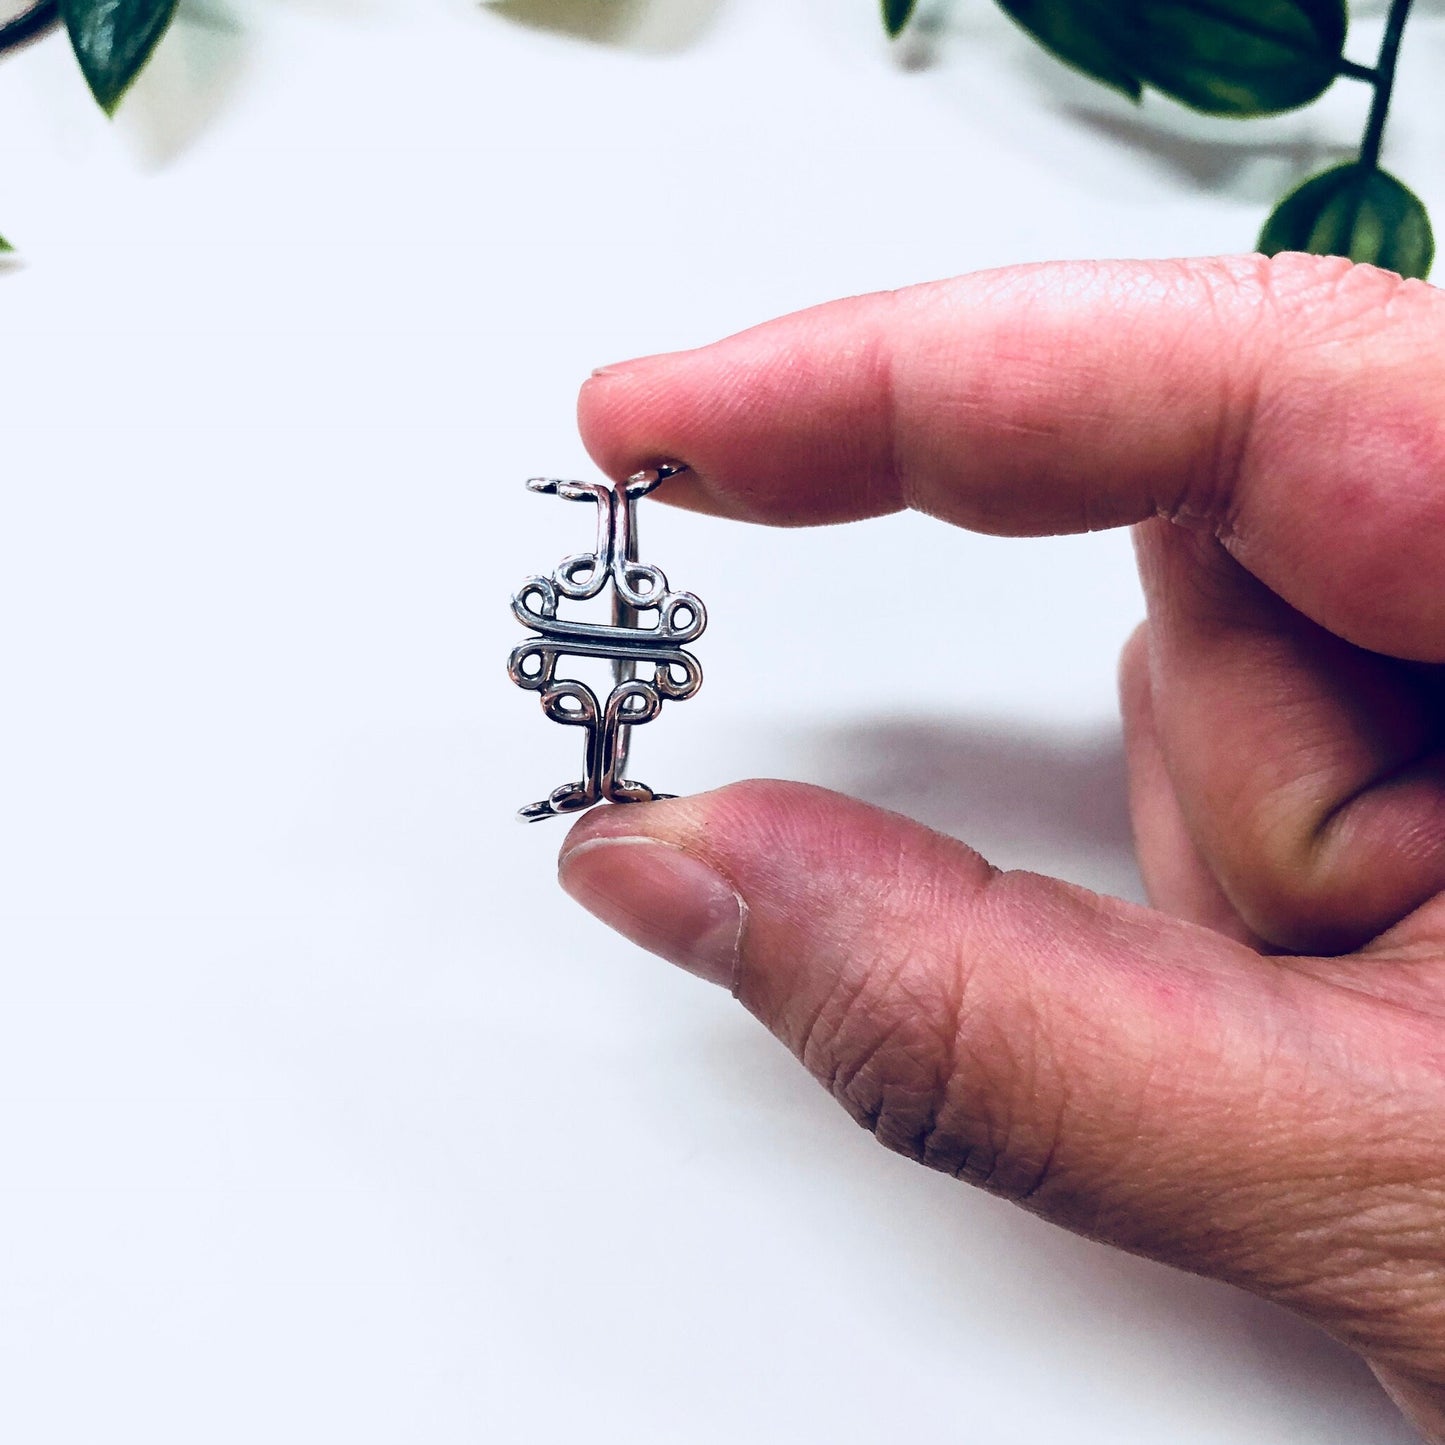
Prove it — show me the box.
[578,254,1445,662]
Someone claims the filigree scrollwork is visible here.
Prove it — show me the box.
[508,465,706,821]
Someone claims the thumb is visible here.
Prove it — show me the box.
[557,783,1444,1369]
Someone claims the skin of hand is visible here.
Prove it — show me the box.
[559,253,1445,1441]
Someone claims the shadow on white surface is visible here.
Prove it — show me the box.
[792,715,1142,901]
[122,0,253,167]
[816,716,1132,845]
[487,0,726,53]
[1062,105,1354,204]
[888,0,963,73]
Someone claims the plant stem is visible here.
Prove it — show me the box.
[0,0,59,57]
[1360,0,1414,171]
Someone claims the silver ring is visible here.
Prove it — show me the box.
[508,463,707,822]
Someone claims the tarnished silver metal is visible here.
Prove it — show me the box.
[508,463,706,822]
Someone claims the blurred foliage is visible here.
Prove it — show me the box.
[885,0,1431,279]
[0,0,1430,274]
[994,0,1348,115]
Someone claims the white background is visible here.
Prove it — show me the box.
[0,1,1439,1440]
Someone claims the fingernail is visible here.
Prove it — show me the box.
[589,351,670,380]
[559,837,745,991]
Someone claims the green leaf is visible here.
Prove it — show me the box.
[996,1,1346,115]
[59,0,179,115]
[996,0,1142,100]
[1259,164,1435,280]
[882,0,917,38]
[1119,0,1347,117]
[0,235,13,254]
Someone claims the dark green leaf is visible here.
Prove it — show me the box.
[1119,0,1347,116]
[59,0,179,115]
[996,0,1142,100]
[882,0,917,38]
[0,235,13,254]
[0,1,61,56]
[1259,164,1434,280]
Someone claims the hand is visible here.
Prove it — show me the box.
[560,254,1445,1441]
